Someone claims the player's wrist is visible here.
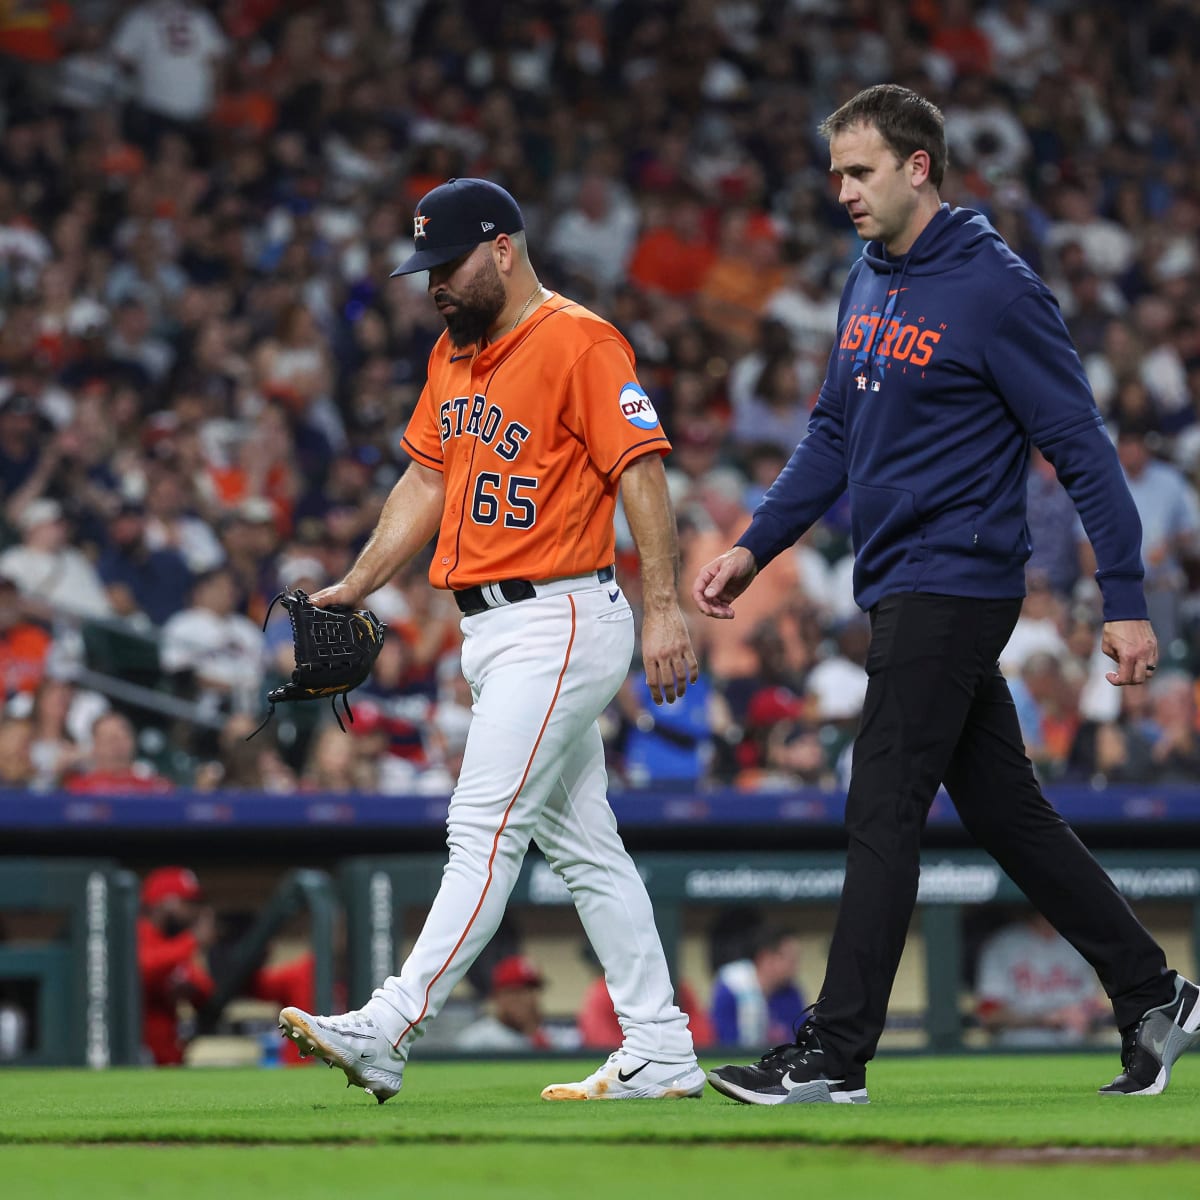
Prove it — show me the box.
[338,571,375,605]
[641,594,681,614]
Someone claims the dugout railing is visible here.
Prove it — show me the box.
[339,849,1200,1053]
[0,862,339,1068]
[0,859,141,1067]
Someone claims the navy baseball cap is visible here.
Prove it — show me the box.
[390,178,525,277]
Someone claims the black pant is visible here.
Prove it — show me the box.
[814,593,1173,1072]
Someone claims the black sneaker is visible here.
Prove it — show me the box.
[1099,974,1200,1096]
[706,1023,869,1105]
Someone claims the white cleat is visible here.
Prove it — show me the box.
[278,1006,405,1104]
[541,1050,706,1101]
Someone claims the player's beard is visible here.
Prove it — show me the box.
[435,256,507,348]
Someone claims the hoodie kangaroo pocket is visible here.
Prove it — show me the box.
[925,513,1024,558]
[849,481,920,557]
[924,512,981,554]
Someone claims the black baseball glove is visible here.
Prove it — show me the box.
[249,588,386,738]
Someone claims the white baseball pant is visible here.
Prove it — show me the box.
[361,575,696,1063]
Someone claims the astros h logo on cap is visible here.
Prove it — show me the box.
[391,178,525,277]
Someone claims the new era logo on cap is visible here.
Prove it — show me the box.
[391,179,525,277]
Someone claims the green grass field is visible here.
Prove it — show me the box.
[2,1056,1198,1199]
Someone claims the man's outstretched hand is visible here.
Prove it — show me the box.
[692,547,758,619]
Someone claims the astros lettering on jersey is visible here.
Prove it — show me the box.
[401,293,670,589]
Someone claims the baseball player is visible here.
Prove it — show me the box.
[280,178,704,1103]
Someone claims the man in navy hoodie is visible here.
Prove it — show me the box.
[695,84,1196,1104]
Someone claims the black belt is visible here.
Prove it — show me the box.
[453,565,615,617]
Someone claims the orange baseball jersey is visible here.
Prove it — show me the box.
[401,293,671,590]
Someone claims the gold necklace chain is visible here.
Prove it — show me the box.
[507,284,543,335]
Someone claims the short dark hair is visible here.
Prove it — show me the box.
[751,925,797,959]
[819,84,947,189]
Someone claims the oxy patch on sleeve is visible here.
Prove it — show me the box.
[618,381,658,430]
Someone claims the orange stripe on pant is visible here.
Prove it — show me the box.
[392,597,578,1049]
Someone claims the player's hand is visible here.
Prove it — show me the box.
[192,905,217,952]
[1101,618,1158,686]
[641,604,699,705]
[692,547,758,619]
[165,965,193,1002]
[308,582,363,610]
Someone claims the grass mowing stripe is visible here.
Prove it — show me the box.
[0,1056,1197,1150]
[3,1145,1199,1200]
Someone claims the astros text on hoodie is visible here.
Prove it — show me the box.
[736,204,1146,621]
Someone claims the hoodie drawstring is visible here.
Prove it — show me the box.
[865,257,910,387]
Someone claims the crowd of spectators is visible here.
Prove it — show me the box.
[0,0,1197,797]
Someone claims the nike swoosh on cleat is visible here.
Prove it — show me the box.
[617,1061,651,1083]
[781,1072,842,1089]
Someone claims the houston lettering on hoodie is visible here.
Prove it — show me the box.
[736,205,1147,621]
